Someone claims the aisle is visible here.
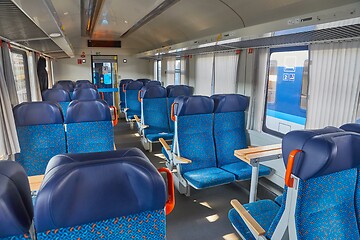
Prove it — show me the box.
[113,119,276,240]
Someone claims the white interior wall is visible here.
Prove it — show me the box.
[53,48,152,83]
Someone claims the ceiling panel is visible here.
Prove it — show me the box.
[17,39,62,53]
[0,0,48,40]
[92,0,165,39]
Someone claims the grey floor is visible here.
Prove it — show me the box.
[114,119,279,240]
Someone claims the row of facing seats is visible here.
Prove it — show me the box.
[163,94,271,195]
[0,149,173,239]
[13,100,114,176]
[228,125,360,239]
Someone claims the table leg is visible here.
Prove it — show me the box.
[249,163,259,203]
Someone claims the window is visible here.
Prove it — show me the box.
[157,60,161,82]
[10,50,30,103]
[175,58,181,85]
[263,46,309,136]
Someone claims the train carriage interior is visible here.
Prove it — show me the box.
[0,0,360,239]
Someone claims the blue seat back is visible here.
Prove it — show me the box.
[35,151,166,239]
[137,78,151,85]
[71,88,100,101]
[65,100,114,153]
[0,161,33,239]
[146,80,161,87]
[141,86,169,136]
[74,82,96,90]
[167,85,193,132]
[13,102,66,176]
[42,89,71,118]
[125,81,144,119]
[76,80,91,85]
[268,130,360,239]
[212,94,249,166]
[175,96,215,173]
[53,82,74,92]
[119,79,133,110]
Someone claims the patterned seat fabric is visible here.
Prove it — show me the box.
[42,88,71,118]
[211,94,271,179]
[34,150,167,240]
[0,161,33,240]
[175,96,235,189]
[229,128,360,239]
[119,79,133,110]
[13,102,66,176]
[65,100,114,153]
[71,88,100,101]
[125,81,144,120]
[141,85,172,142]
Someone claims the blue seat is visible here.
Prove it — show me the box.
[212,94,271,180]
[229,129,360,239]
[124,81,144,121]
[74,82,96,90]
[34,150,168,240]
[140,85,173,151]
[0,161,33,240]
[136,78,151,85]
[42,88,71,118]
[13,102,66,176]
[146,80,161,87]
[173,96,235,194]
[65,100,114,153]
[71,88,100,101]
[341,123,360,133]
[119,79,133,111]
[75,79,91,85]
[53,82,74,93]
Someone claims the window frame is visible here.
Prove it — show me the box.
[174,57,181,85]
[10,48,31,102]
[262,45,309,138]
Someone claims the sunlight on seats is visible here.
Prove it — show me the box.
[199,201,212,209]
[222,233,240,240]
[206,214,219,222]
[154,153,166,160]
[133,133,140,137]
[159,161,166,164]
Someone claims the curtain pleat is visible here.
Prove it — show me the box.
[194,54,213,96]
[2,43,18,106]
[214,52,239,94]
[307,41,360,128]
[27,52,42,101]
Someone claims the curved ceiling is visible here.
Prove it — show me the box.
[51,0,359,54]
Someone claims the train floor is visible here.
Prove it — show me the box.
[114,118,279,240]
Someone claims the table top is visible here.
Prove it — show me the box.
[28,174,44,191]
[234,144,282,164]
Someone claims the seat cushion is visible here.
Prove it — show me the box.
[220,161,271,180]
[146,133,174,142]
[228,200,280,240]
[183,167,235,189]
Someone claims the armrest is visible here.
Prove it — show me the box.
[173,155,192,164]
[141,124,149,129]
[230,200,266,236]
[134,115,141,123]
[159,138,170,151]
[123,108,129,112]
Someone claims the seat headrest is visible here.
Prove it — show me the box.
[125,81,143,90]
[212,94,250,113]
[34,152,166,232]
[174,96,214,116]
[0,161,33,238]
[13,102,63,126]
[76,80,91,84]
[65,100,111,123]
[53,83,74,92]
[72,88,100,101]
[146,81,161,87]
[42,89,71,102]
[282,128,360,180]
[119,79,133,87]
[166,85,175,95]
[74,82,96,89]
[45,148,148,174]
[141,85,166,99]
[136,79,151,85]
[340,123,360,133]
[168,85,192,98]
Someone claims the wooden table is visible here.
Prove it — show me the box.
[234,144,282,203]
[28,175,44,191]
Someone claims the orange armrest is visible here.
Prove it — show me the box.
[173,155,192,164]
[230,200,266,236]
[159,138,171,151]
[134,115,141,123]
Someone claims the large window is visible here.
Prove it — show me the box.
[10,50,30,103]
[263,46,309,136]
[175,58,181,85]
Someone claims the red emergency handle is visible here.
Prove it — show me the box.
[158,167,175,215]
